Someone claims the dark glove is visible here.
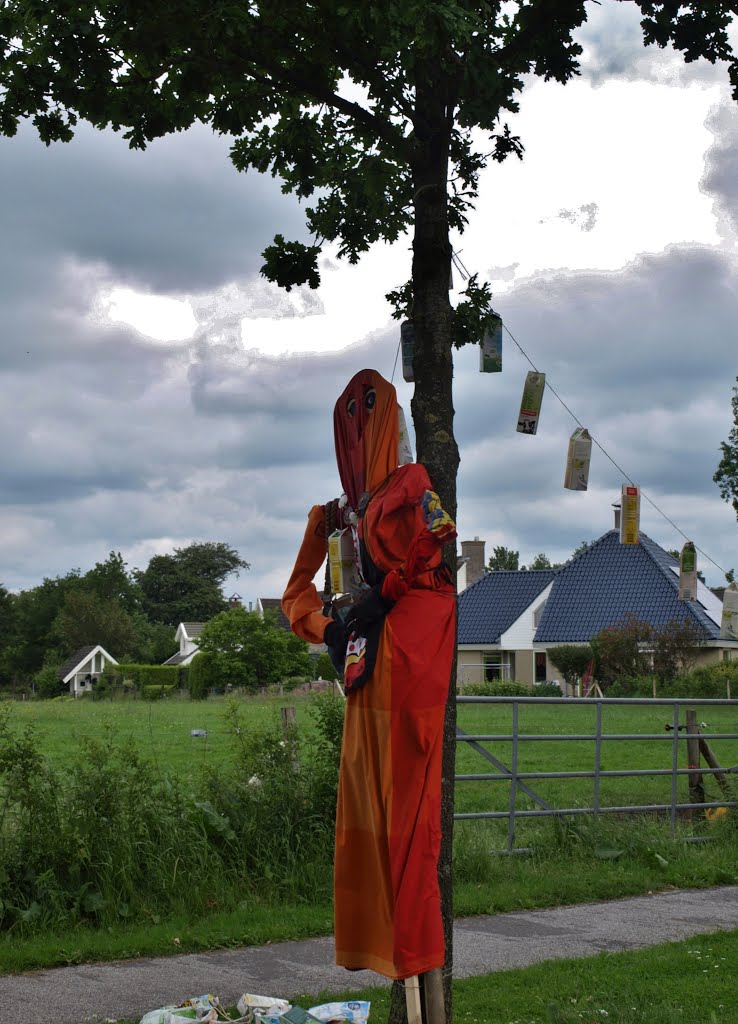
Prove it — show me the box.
[323,619,346,649]
[344,585,393,633]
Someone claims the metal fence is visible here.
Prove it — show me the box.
[454,696,738,852]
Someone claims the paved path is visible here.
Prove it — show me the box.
[2,886,737,1024]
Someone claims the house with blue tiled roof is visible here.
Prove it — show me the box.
[458,527,738,689]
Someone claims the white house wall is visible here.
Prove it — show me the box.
[498,580,554,650]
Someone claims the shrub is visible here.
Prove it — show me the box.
[547,645,593,689]
[461,680,531,697]
[315,652,338,681]
[532,681,563,697]
[188,653,217,700]
[33,662,65,700]
[141,684,176,701]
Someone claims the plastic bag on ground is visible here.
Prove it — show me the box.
[307,1002,370,1023]
[237,993,291,1022]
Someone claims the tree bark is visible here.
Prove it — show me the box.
[388,52,458,1024]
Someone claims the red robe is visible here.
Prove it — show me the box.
[283,461,455,979]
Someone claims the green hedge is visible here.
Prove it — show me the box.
[609,663,738,698]
[141,684,177,701]
[105,664,185,690]
[461,680,533,697]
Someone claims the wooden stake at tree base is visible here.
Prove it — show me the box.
[405,976,423,1024]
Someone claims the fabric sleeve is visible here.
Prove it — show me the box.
[282,504,334,644]
[381,483,457,601]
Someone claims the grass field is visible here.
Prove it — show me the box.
[10,692,738,809]
[2,692,737,974]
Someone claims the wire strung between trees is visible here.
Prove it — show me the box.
[393,249,730,578]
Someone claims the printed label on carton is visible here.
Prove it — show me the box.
[479,316,503,373]
[401,321,415,382]
[563,427,592,491]
[516,372,546,434]
[620,484,640,545]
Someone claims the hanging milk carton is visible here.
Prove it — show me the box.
[400,320,415,382]
[720,582,738,640]
[516,372,546,435]
[620,484,640,545]
[398,405,414,464]
[563,427,592,491]
[328,529,361,595]
[479,315,503,372]
[679,541,698,602]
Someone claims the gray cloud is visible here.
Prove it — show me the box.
[0,122,308,296]
[574,4,736,89]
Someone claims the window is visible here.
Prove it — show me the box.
[533,600,547,627]
[485,652,515,681]
[535,652,547,683]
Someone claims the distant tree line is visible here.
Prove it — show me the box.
[0,542,257,693]
[485,540,594,573]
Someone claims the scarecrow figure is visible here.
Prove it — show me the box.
[283,368,456,981]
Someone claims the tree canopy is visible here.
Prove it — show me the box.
[0,542,248,687]
[715,376,738,526]
[486,545,520,571]
[196,606,311,690]
[134,542,249,626]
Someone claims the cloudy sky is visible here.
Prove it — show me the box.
[2,2,738,614]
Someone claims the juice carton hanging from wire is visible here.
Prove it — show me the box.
[516,371,546,434]
[479,314,503,372]
[720,582,738,640]
[620,484,641,545]
[400,320,415,382]
[563,427,592,490]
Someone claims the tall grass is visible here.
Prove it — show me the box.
[0,696,343,938]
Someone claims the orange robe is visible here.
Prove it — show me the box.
[283,462,456,980]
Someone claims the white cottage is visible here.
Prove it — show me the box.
[58,645,118,697]
[162,622,207,666]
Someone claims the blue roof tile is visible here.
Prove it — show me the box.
[534,530,720,642]
[458,570,556,644]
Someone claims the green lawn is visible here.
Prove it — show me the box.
[5,690,315,779]
[10,694,737,809]
[2,693,737,975]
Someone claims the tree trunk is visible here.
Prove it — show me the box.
[388,55,458,1024]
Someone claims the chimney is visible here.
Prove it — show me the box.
[461,537,486,588]
[228,593,242,609]
[612,504,621,530]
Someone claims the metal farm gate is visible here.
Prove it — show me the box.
[454,696,738,852]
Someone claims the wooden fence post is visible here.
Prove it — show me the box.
[685,709,705,814]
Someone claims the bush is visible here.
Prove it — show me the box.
[103,664,183,691]
[532,681,563,697]
[315,652,338,681]
[33,663,65,700]
[547,645,593,689]
[188,653,217,700]
[461,680,532,697]
[141,684,176,701]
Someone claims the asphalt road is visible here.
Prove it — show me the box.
[1,885,737,1024]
